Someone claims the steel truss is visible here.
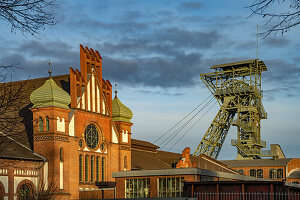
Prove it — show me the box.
[193,59,268,159]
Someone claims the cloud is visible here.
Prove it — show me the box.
[179,2,204,10]
[262,37,291,47]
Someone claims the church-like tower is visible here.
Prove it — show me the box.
[112,90,133,171]
[30,71,78,199]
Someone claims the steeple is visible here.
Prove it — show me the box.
[112,88,133,123]
[30,65,71,109]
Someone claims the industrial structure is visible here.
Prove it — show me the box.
[193,60,276,160]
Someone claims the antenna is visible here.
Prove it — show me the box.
[257,24,259,59]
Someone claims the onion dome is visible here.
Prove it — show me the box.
[30,77,71,109]
[112,94,133,123]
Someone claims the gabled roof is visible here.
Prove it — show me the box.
[0,132,44,161]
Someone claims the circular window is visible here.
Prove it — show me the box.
[79,139,83,148]
[100,142,106,151]
[84,124,99,149]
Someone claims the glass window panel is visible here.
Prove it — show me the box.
[91,156,94,182]
[85,155,89,182]
[277,169,283,179]
[250,169,256,177]
[79,155,83,182]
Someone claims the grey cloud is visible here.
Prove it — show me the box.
[179,2,204,10]
[138,90,184,96]
[262,37,291,47]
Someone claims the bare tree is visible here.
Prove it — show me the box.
[0,66,28,141]
[249,0,300,36]
[0,0,57,36]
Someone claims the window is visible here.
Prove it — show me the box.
[96,157,99,182]
[250,169,256,177]
[85,155,89,182]
[79,155,83,182]
[46,116,49,131]
[91,156,94,182]
[124,156,127,170]
[18,183,33,200]
[126,178,150,198]
[102,157,105,181]
[277,169,283,179]
[269,169,276,179]
[60,148,63,162]
[39,117,43,132]
[237,169,244,174]
[293,181,299,184]
[84,124,99,149]
[257,169,263,178]
[158,177,184,197]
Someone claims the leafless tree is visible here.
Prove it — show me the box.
[0,0,57,36]
[0,66,28,141]
[248,0,300,36]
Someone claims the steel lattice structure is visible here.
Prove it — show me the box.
[193,59,268,159]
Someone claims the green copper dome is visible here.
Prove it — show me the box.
[30,77,71,109]
[112,96,133,123]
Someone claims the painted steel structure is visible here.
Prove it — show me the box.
[193,59,268,159]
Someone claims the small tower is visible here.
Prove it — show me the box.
[112,86,133,171]
[30,67,77,199]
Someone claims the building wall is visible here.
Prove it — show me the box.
[0,159,42,200]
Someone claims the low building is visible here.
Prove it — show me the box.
[221,158,300,183]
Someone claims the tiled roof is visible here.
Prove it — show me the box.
[0,133,44,161]
[288,170,300,179]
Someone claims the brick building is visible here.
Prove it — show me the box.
[0,45,134,200]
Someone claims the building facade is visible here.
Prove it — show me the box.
[0,45,134,200]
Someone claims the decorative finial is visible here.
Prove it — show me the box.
[115,83,118,98]
[48,61,52,77]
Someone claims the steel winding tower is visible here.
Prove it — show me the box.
[193,59,268,160]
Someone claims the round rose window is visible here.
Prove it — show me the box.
[84,124,99,149]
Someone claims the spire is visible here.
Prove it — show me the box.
[48,61,52,77]
[114,83,118,98]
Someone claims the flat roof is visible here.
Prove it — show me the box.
[210,59,267,71]
[112,168,274,182]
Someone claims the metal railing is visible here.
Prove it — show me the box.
[194,192,300,200]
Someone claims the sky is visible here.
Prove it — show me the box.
[0,0,299,160]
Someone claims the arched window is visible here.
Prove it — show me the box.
[0,181,5,200]
[46,116,49,131]
[277,169,283,179]
[102,157,105,182]
[85,155,89,182]
[96,157,100,182]
[79,155,83,182]
[124,156,127,170]
[59,147,64,189]
[18,181,34,200]
[60,148,63,162]
[237,169,244,174]
[250,169,256,177]
[257,169,263,178]
[91,156,94,182]
[39,117,43,132]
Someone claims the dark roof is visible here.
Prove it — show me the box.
[0,74,70,149]
[0,133,44,161]
[131,148,182,170]
[131,139,159,150]
[288,170,300,179]
[221,158,293,168]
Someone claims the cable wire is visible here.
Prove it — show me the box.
[168,100,218,152]
[153,94,213,144]
[159,96,215,149]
